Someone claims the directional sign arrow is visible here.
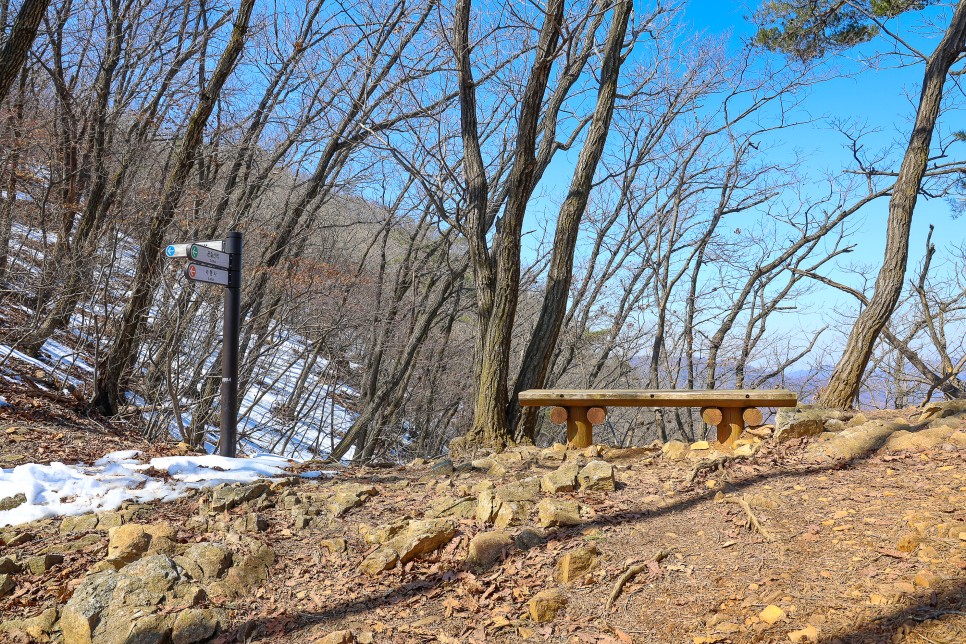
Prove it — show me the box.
[185,263,230,286]
[190,244,231,269]
[165,239,223,259]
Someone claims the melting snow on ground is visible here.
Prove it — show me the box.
[0,450,299,528]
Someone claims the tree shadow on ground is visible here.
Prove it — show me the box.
[823,577,966,643]
[217,452,857,641]
[218,442,962,642]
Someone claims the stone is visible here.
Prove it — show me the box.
[317,630,355,644]
[775,417,823,441]
[61,514,100,534]
[577,460,615,491]
[361,521,408,545]
[428,495,477,519]
[0,573,13,597]
[846,413,868,427]
[759,604,785,625]
[0,492,26,511]
[788,624,819,643]
[17,607,58,640]
[174,543,232,581]
[493,501,531,529]
[26,553,63,574]
[495,477,541,503]
[360,519,456,575]
[101,608,174,644]
[537,498,583,528]
[823,419,847,433]
[60,570,120,644]
[947,430,966,446]
[690,440,710,450]
[896,532,923,553]
[326,483,379,517]
[476,488,501,524]
[884,426,956,452]
[807,421,905,461]
[232,514,268,533]
[515,528,545,550]
[209,482,270,512]
[107,525,152,565]
[223,555,268,597]
[662,440,688,460]
[541,463,579,493]
[359,547,399,576]
[428,458,454,477]
[390,519,457,564]
[110,555,183,608]
[320,538,347,554]
[172,608,220,644]
[0,556,21,574]
[466,531,513,569]
[913,569,939,588]
[528,588,567,622]
[554,545,599,584]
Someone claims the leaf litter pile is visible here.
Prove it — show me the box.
[0,387,964,643]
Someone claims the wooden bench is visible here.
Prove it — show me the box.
[518,389,799,449]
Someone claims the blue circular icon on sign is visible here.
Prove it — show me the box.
[165,246,175,257]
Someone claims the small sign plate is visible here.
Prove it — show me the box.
[185,263,229,286]
[190,244,231,269]
[165,239,223,258]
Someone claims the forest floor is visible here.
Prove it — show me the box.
[0,376,965,643]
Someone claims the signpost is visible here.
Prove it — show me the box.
[166,232,243,457]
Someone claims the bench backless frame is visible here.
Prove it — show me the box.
[518,389,798,449]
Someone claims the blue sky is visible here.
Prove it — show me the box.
[675,1,964,342]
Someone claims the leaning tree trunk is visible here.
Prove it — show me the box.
[92,0,256,416]
[819,0,966,409]
[0,0,50,103]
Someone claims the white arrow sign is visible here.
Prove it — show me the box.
[165,239,223,259]
[190,244,231,269]
[185,263,230,286]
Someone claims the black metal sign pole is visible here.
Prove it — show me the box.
[220,231,242,457]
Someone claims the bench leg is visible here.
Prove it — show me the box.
[716,406,744,447]
[566,406,593,449]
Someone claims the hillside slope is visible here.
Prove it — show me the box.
[0,393,964,643]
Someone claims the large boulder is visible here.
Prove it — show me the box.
[61,555,213,644]
[884,425,957,452]
[807,421,904,461]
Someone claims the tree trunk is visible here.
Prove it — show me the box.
[818,1,966,409]
[508,0,632,444]
[0,0,50,103]
[92,0,256,415]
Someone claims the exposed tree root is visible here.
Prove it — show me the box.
[606,547,676,612]
[717,494,776,541]
[685,444,762,486]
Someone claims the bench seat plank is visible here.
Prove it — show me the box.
[518,388,798,408]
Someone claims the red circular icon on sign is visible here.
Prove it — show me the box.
[188,265,197,278]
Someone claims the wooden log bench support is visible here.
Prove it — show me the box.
[519,389,798,449]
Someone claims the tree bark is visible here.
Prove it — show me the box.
[508,0,633,444]
[92,0,256,415]
[0,0,50,104]
[818,0,966,409]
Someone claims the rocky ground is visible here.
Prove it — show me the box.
[1,389,965,643]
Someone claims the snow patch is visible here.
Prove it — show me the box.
[0,452,299,528]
